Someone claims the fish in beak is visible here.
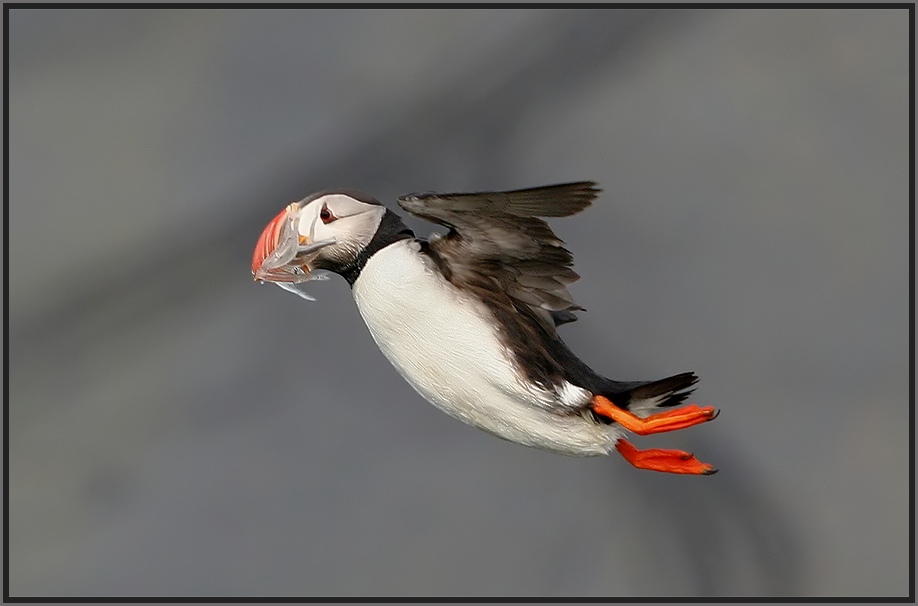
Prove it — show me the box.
[251,203,336,300]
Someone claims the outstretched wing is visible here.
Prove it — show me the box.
[397,182,600,334]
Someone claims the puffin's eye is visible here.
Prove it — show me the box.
[319,204,336,224]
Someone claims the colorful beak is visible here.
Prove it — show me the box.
[252,207,290,277]
[252,204,337,284]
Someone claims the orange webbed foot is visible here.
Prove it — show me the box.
[615,439,718,475]
[591,395,718,436]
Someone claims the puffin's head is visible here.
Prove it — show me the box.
[252,190,387,283]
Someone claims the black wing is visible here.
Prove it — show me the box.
[397,181,601,335]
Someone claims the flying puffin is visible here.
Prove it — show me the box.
[251,182,718,474]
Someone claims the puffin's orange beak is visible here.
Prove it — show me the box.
[252,207,289,277]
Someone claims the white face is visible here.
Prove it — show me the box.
[294,193,387,270]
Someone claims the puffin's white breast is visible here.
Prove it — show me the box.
[351,239,617,456]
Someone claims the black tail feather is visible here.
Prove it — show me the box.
[600,371,699,410]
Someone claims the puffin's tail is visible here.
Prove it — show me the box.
[597,371,700,416]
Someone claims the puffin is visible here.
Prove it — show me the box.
[251,182,718,474]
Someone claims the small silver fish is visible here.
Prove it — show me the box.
[251,202,336,300]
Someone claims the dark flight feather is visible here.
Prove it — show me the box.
[398,182,600,335]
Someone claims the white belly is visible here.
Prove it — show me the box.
[351,240,618,456]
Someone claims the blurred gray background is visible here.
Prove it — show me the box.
[7,8,909,598]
